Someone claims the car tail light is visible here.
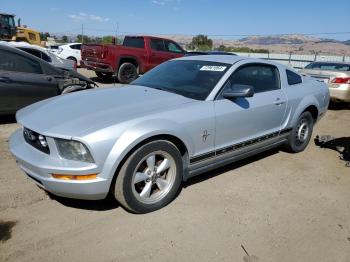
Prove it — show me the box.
[331,77,350,84]
[102,47,108,59]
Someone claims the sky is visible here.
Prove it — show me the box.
[1,0,350,40]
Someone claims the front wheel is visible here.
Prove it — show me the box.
[117,62,138,84]
[113,141,183,213]
[284,111,314,153]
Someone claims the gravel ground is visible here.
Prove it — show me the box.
[0,71,349,261]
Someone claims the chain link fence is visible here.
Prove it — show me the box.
[233,52,350,70]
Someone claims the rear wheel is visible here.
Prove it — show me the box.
[117,62,138,84]
[284,111,314,153]
[113,140,182,213]
[95,72,113,80]
[67,56,77,63]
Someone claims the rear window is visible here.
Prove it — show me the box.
[286,69,302,85]
[70,44,82,50]
[305,62,350,71]
[19,48,52,63]
[123,37,145,49]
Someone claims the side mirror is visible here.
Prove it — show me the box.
[223,84,254,99]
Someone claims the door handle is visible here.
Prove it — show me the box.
[274,98,285,106]
[47,76,53,82]
[0,77,12,83]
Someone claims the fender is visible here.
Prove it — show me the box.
[282,94,321,130]
[101,119,194,182]
[116,55,142,73]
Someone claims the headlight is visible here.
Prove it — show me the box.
[55,138,94,163]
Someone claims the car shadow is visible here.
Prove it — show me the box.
[183,148,280,187]
[0,115,16,125]
[328,101,350,110]
[315,135,350,166]
[0,220,17,242]
[48,193,120,211]
[89,76,119,85]
[49,149,281,212]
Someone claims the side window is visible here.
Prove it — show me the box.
[28,32,37,41]
[0,49,43,74]
[165,41,183,53]
[123,37,145,49]
[286,69,302,85]
[19,48,41,58]
[226,64,280,94]
[40,52,52,62]
[150,39,166,52]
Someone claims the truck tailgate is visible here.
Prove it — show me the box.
[81,44,105,61]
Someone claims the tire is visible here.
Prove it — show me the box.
[113,140,183,213]
[284,111,314,153]
[67,56,77,63]
[95,72,113,80]
[117,62,138,84]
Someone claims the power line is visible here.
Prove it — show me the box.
[50,27,350,38]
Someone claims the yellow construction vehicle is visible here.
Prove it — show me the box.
[0,13,42,46]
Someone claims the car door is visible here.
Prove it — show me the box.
[0,48,59,114]
[214,63,287,151]
[164,40,185,59]
[149,39,172,69]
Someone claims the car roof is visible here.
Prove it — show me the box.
[178,54,274,65]
[1,41,49,53]
[62,43,81,46]
[309,61,350,65]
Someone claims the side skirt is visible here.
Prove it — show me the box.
[184,129,291,181]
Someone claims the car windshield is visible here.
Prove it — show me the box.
[131,60,230,100]
[305,62,350,71]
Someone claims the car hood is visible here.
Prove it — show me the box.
[16,85,193,137]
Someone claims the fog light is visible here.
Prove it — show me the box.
[38,135,48,147]
[52,174,98,180]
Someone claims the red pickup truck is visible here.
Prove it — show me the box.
[81,36,185,83]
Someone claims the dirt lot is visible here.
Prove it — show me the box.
[0,73,349,261]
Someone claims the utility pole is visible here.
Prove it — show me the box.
[81,24,84,44]
[115,22,119,44]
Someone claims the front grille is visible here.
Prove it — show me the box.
[23,128,50,154]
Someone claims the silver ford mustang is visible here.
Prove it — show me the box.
[9,55,330,213]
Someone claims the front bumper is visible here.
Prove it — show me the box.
[9,128,110,200]
[80,59,114,73]
[329,84,350,102]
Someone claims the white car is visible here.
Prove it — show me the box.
[0,41,76,71]
[56,43,82,66]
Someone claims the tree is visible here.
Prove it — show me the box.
[101,35,114,44]
[188,34,213,50]
[76,34,92,44]
[217,44,227,51]
[39,32,51,41]
[62,35,68,43]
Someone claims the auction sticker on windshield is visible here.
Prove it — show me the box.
[200,65,227,71]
